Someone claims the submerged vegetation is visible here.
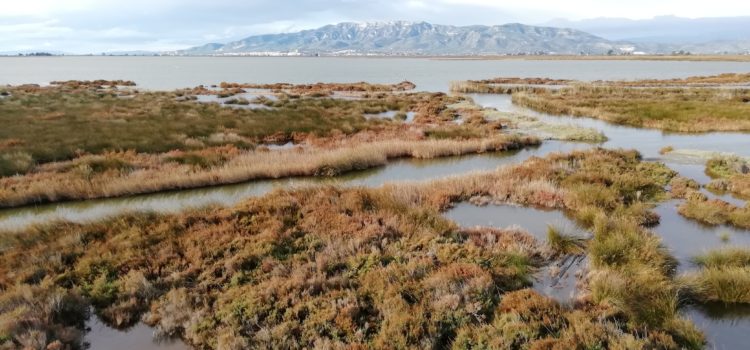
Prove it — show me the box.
[450,74,750,132]
[0,149,708,349]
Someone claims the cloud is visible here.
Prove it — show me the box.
[1,0,749,53]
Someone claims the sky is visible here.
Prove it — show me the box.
[1,0,750,53]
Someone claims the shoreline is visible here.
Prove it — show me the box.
[1,54,750,62]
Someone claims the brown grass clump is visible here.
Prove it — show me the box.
[0,187,546,349]
[219,80,417,95]
[669,176,701,199]
[704,156,750,199]
[0,148,703,349]
[449,78,571,94]
[659,145,674,155]
[512,85,750,132]
[451,73,750,94]
[682,266,750,304]
[1,81,534,206]
[681,248,750,305]
[0,281,88,349]
[692,247,750,269]
[595,73,750,87]
[678,199,750,229]
[0,135,538,207]
[50,80,137,88]
[450,74,750,132]
[0,81,453,176]
[546,226,587,257]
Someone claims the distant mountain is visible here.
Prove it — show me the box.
[546,16,750,44]
[175,21,634,56]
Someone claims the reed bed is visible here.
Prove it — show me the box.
[449,73,750,132]
[0,135,538,207]
[671,155,750,229]
[0,149,705,349]
[512,86,750,132]
[682,248,750,304]
[678,199,750,229]
[0,82,462,176]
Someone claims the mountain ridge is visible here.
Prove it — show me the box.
[174,21,633,56]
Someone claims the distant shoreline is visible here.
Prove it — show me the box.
[430,55,750,62]
[2,54,750,62]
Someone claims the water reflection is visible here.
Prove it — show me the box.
[3,57,750,92]
[471,92,750,346]
[684,304,750,350]
[653,200,750,273]
[444,203,587,305]
[469,94,750,160]
[85,316,188,350]
[0,141,591,232]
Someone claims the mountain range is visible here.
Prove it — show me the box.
[175,22,629,56]
[5,18,746,57]
[174,20,750,56]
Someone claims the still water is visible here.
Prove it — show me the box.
[0,141,591,231]
[475,93,750,350]
[85,316,188,350]
[2,57,750,348]
[3,56,750,91]
[444,202,587,305]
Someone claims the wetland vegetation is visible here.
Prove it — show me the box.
[0,149,706,349]
[2,74,750,349]
[0,81,541,207]
[451,73,750,132]
[669,155,750,229]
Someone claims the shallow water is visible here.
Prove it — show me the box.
[469,94,750,160]
[85,316,188,350]
[683,304,750,350]
[444,202,584,241]
[444,203,587,305]
[364,110,416,122]
[260,141,300,150]
[0,141,592,232]
[3,57,750,92]
[475,92,750,348]
[3,59,750,347]
[653,200,750,273]
[194,92,274,109]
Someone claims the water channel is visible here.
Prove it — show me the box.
[2,74,749,348]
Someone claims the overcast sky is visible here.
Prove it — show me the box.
[2,0,749,53]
